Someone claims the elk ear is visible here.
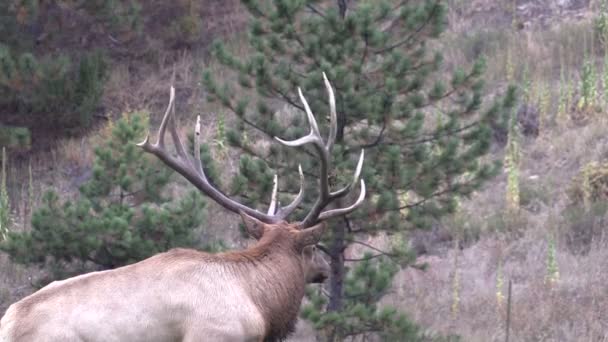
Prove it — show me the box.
[296,222,327,249]
[239,211,265,240]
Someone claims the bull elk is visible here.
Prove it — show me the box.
[0,73,365,342]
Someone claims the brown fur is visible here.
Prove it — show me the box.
[216,226,309,340]
[0,219,328,342]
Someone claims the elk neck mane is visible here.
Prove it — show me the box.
[220,228,308,341]
[164,228,308,341]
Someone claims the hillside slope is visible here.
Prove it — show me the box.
[2,1,608,341]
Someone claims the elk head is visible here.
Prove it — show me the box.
[137,72,365,283]
[239,208,330,284]
[302,245,329,283]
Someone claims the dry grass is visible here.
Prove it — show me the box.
[392,235,608,341]
[4,2,608,341]
[57,137,94,171]
[374,110,608,340]
[103,51,204,120]
[443,19,597,84]
[0,254,32,313]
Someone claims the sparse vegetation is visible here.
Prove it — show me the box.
[578,55,599,113]
[450,239,461,321]
[557,55,571,125]
[0,46,108,130]
[545,233,560,285]
[2,1,608,341]
[568,161,608,205]
[0,125,30,154]
[594,0,608,49]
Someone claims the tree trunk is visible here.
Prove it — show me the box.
[337,0,348,18]
[327,222,345,312]
[325,219,346,341]
[326,17,347,335]
[335,0,348,141]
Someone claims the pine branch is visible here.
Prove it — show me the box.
[354,33,370,92]
[306,4,326,18]
[374,0,442,54]
[345,238,396,257]
[346,72,485,153]
[375,178,479,216]
[353,117,388,150]
[290,23,324,70]
[344,253,388,262]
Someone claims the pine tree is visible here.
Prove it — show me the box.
[0,112,213,282]
[203,1,516,340]
[0,43,108,130]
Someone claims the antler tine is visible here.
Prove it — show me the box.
[277,165,305,219]
[331,149,364,198]
[158,86,176,149]
[267,165,306,218]
[267,174,279,215]
[274,134,320,147]
[194,115,205,176]
[169,96,188,159]
[298,87,321,138]
[318,179,366,221]
[322,72,337,152]
[312,149,366,223]
[139,86,286,224]
[138,86,175,150]
[138,86,188,162]
[274,87,324,148]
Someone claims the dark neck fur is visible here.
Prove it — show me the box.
[224,231,307,341]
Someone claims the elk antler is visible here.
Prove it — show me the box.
[267,165,304,216]
[138,86,304,223]
[275,73,366,227]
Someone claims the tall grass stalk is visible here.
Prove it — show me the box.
[602,53,608,108]
[214,111,227,160]
[505,110,521,213]
[505,47,515,83]
[579,57,598,111]
[496,260,505,308]
[25,158,34,226]
[0,147,10,241]
[557,53,570,125]
[28,159,33,204]
[538,82,551,133]
[520,63,531,103]
[450,238,461,320]
[545,233,560,286]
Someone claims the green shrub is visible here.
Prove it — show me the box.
[460,29,510,62]
[0,45,108,130]
[563,162,608,254]
[171,13,203,46]
[567,161,608,205]
[80,0,143,37]
[577,57,598,112]
[0,125,31,150]
[595,0,608,49]
[562,202,608,255]
[519,178,550,212]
